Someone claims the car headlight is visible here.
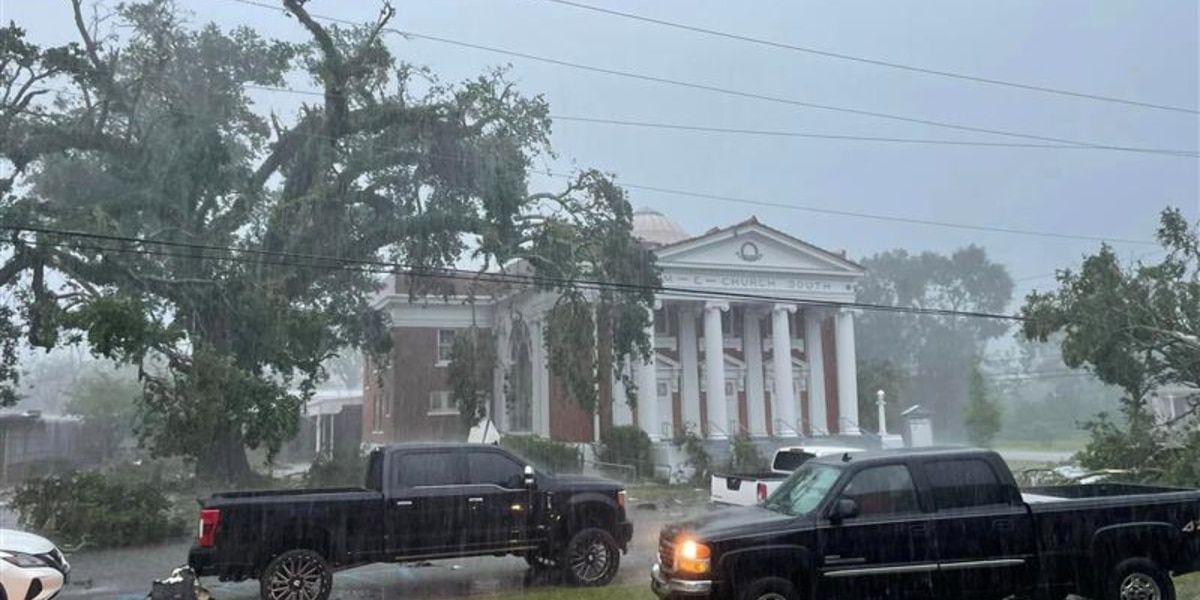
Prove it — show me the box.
[0,550,48,568]
[675,537,711,574]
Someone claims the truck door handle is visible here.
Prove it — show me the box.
[395,500,413,507]
[468,497,484,503]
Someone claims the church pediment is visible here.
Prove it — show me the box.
[655,220,864,276]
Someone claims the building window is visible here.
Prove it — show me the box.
[429,390,458,416]
[656,381,669,398]
[436,329,456,365]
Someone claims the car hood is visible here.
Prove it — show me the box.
[0,529,57,554]
[666,504,802,542]
[546,473,622,492]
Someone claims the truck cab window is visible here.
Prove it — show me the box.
[925,459,1010,510]
[467,451,524,488]
[841,464,920,517]
[772,450,816,472]
[394,451,460,487]
[365,450,383,491]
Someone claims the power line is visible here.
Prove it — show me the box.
[532,0,1200,116]
[226,0,1154,151]
[36,85,1161,246]
[548,115,1198,157]
[240,81,1198,156]
[1,223,1026,321]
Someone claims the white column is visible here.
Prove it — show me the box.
[532,318,551,437]
[612,365,633,427]
[493,318,511,432]
[804,309,828,436]
[742,307,767,438]
[636,308,660,441]
[771,304,798,438]
[835,309,861,435]
[703,301,729,440]
[678,306,701,434]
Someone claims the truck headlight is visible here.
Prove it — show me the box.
[675,538,711,574]
[0,550,47,568]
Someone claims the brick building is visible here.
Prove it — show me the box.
[363,210,869,467]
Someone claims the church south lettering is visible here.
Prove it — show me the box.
[666,272,833,292]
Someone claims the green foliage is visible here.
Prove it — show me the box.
[600,425,654,477]
[448,326,497,427]
[545,296,599,412]
[305,452,368,488]
[728,431,766,472]
[501,435,581,473]
[856,246,1014,438]
[1023,208,1200,486]
[672,425,711,486]
[10,471,187,548]
[963,362,1001,447]
[0,3,655,482]
[64,365,141,459]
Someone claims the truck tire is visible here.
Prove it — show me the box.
[1105,557,1175,600]
[739,576,800,600]
[259,549,333,600]
[561,527,620,587]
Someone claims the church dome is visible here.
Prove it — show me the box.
[632,207,689,247]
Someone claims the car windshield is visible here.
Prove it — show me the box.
[763,463,842,516]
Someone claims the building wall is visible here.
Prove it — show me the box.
[366,327,477,443]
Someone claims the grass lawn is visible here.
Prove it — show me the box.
[484,582,649,600]
[993,437,1088,454]
[1177,572,1200,598]
[470,575,1200,600]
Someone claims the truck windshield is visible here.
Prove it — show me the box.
[763,463,842,516]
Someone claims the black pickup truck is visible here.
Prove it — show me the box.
[652,447,1200,600]
[188,443,633,600]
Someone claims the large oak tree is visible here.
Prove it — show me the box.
[0,1,657,481]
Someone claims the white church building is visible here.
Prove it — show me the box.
[364,209,873,472]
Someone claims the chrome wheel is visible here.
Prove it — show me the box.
[1120,572,1162,600]
[567,533,611,583]
[263,550,330,600]
[754,594,789,600]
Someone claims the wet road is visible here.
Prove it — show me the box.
[59,498,706,600]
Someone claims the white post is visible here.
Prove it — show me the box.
[804,309,827,436]
[703,302,729,440]
[771,304,798,438]
[636,308,660,441]
[678,306,702,434]
[742,307,768,438]
[876,389,888,436]
[835,309,861,435]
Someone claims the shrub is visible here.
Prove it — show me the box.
[305,452,368,488]
[672,425,710,486]
[501,435,581,473]
[600,425,654,478]
[10,471,187,548]
[729,431,766,472]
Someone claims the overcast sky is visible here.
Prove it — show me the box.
[6,0,1198,307]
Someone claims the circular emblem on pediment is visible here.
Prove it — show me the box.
[737,241,762,262]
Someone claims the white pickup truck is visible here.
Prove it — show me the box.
[709,444,863,506]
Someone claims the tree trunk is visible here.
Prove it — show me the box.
[596,302,614,438]
[196,426,254,484]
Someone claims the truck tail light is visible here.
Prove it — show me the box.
[198,508,220,548]
[757,482,768,503]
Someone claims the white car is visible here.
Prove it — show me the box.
[0,529,69,600]
[710,444,864,506]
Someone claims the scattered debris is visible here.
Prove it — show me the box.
[147,566,209,600]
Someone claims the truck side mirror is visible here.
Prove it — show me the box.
[523,465,536,488]
[830,498,859,523]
